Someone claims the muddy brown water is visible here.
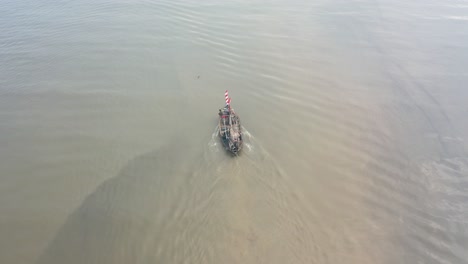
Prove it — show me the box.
[1,0,467,263]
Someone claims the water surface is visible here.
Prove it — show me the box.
[1,0,467,263]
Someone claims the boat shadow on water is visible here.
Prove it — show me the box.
[36,132,285,264]
[35,138,204,264]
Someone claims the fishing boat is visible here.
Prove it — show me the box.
[218,90,243,154]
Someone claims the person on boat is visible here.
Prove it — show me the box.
[219,108,230,117]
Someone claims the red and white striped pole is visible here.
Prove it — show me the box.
[225,90,231,108]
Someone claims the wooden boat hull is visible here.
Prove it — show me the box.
[218,106,243,155]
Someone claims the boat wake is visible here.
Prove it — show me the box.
[208,126,221,152]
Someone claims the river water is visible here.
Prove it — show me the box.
[1,0,467,263]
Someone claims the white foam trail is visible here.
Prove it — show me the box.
[208,125,220,152]
[241,126,254,139]
[244,143,254,152]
